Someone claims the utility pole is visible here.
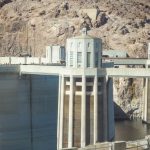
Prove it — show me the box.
[33,25,36,57]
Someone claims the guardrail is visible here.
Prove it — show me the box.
[77,138,150,150]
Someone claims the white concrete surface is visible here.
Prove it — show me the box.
[66,29,102,68]
[81,76,86,148]
[0,57,10,64]
[46,46,65,64]
[59,75,65,149]
[68,76,74,148]
[94,76,98,144]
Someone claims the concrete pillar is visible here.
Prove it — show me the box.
[143,78,148,122]
[107,77,115,140]
[59,75,65,149]
[81,75,86,147]
[57,75,61,149]
[94,75,98,144]
[143,78,150,124]
[112,141,126,150]
[143,63,149,123]
[68,76,74,148]
[103,76,108,140]
[46,46,52,63]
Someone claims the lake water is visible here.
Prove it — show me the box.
[115,120,150,141]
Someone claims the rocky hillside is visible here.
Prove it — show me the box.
[0,0,150,118]
[0,0,149,56]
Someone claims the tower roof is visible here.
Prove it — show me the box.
[69,28,100,40]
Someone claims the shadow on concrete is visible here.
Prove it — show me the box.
[114,102,129,120]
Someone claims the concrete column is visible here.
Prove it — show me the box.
[143,64,148,122]
[143,78,150,124]
[94,75,98,144]
[81,75,86,147]
[107,77,115,140]
[143,78,148,122]
[68,76,74,148]
[103,76,108,140]
[59,75,65,149]
[46,46,52,63]
[57,75,61,149]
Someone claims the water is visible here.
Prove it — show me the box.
[115,120,150,141]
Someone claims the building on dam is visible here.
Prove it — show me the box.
[57,28,114,149]
[0,28,115,150]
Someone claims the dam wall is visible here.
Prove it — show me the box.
[0,72,58,150]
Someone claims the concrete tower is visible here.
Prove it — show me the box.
[66,28,102,68]
[46,46,65,64]
[57,28,114,149]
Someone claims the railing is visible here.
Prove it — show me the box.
[78,140,149,150]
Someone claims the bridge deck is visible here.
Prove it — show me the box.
[0,65,150,78]
[104,58,150,65]
[19,65,150,78]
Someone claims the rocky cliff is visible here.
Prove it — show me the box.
[0,0,150,118]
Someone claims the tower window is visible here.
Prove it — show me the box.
[70,51,73,66]
[95,52,99,67]
[77,52,82,67]
[87,52,91,67]
[88,43,90,48]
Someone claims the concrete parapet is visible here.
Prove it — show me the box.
[78,137,150,150]
[127,139,148,150]
[11,57,26,64]
[40,57,49,64]
[95,142,112,150]
[0,57,50,65]
[145,135,150,141]
[112,141,126,150]
[26,57,40,64]
[78,142,112,150]
[61,148,78,150]
[0,57,10,64]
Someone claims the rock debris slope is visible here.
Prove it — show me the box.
[0,0,150,118]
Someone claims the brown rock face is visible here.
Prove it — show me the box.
[0,0,149,56]
[0,0,150,118]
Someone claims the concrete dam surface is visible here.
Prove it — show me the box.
[0,73,58,150]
